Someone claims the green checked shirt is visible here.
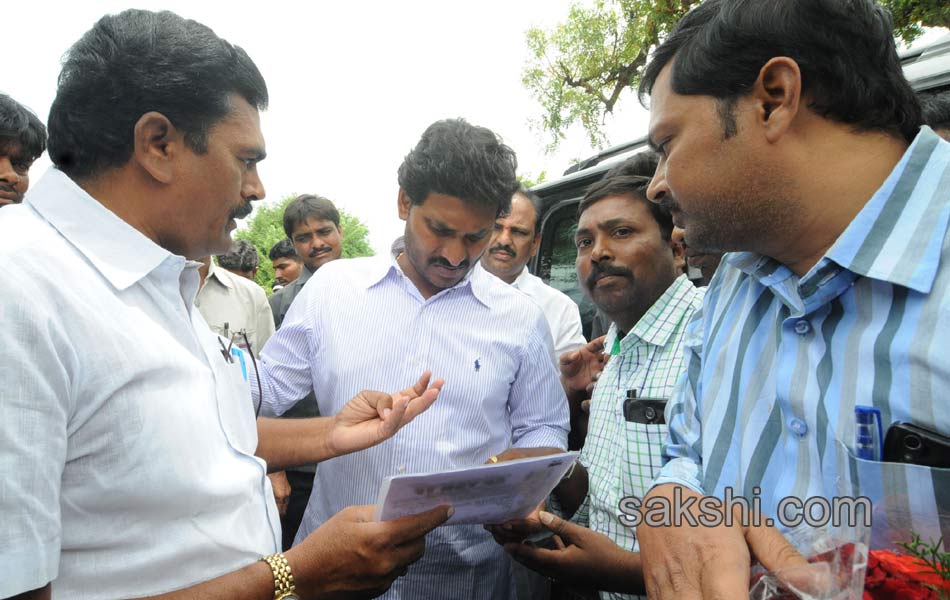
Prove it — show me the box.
[569,274,703,600]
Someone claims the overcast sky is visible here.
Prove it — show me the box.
[9,0,652,253]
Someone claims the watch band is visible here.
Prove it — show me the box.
[261,552,296,599]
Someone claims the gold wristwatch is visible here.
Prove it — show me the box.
[261,552,300,600]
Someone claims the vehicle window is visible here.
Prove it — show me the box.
[536,202,600,340]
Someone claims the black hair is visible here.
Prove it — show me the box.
[268,238,300,261]
[216,239,260,272]
[47,9,268,178]
[515,185,544,235]
[397,118,518,217]
[921,91,950,132]
[578,150,672,241]
[639,0,921,143]
[602,150,660,180]
[282,194,341,238]
[0,93,47,161]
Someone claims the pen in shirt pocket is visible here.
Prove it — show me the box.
[854,405,882,461]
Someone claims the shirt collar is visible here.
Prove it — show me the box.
[726,127,950,295]
[26,168,172,291]
[511,268,532,290]
[206,259,233,289]
[373,237,491,306]
[627,274,699,347]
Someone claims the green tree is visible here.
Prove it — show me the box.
[234,195,375,294]
[524,0,949,151]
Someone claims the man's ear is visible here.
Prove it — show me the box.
[751,57,802,143]
[529,233,541,258]
[668,234,685,264]
[397,188,412,221]
[132,111,180,184]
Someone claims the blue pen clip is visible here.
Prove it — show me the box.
[854,405,882,461]
[230,347,248,381]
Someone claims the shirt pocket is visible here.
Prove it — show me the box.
[214,348,259,456]
[828,437,950,551]
[620,422,668,502]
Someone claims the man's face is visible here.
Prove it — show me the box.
[272,257,302,286]
[575,195,678,320]
[168,96,266,258]
[645,63,795,255]
[480,193,541,284]
[290,217,343,271]
[399,190,496,296]
[0,143,34,207]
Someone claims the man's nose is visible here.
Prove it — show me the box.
[243,172,265,203]
[0,157,20,184]
[646,167,667,204]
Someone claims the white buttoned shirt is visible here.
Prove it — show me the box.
[0,169,280,599]
[511,268,586,361]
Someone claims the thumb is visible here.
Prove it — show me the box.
[389,505,455,545]
[745,523,809,574]
[538,511,581,544]
[361,390,394,419]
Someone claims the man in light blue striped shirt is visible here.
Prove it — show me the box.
[631,1,950,598]
[254,119,569,599]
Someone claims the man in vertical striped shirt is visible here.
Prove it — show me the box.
[255,118,570,599]
[630,1,950,598]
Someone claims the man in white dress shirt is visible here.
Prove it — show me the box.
[0,9,449,600]
[481,186,587,361]
[256,118,571,599]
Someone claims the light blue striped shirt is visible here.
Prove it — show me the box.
[254,245,569,599]
[656,127,950,549]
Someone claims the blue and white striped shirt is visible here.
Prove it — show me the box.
[656,127,950,549]
[254,246,569,599]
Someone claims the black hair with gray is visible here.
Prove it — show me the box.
[921,91,950,132]
[639,0,921,143]
[0,93,47,161]
[397,118,519,217]
[47,9,268,178]
[282,194,341,238]
[515,185,544,235]
[268,238,300,262]
[217,239,260,272]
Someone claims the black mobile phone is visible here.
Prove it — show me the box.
[623,397,667,425]
[882,422,950,468]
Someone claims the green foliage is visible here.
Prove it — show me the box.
[234,194,375,294]
[524,0,949,151]
[523,0,696,151]
[518,171,548,189]
[883,0,950,43]
[898,533,950,599]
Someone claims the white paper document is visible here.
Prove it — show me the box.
[374,451,579,525]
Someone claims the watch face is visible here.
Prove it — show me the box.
[277,595,300,600]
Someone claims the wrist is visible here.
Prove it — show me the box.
[260,552,300,600]
[283,547,320,598]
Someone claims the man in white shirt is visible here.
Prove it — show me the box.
[256,119,570,599]
[0,9,449,600]
[196,256,275,357]
[480,186,586,360]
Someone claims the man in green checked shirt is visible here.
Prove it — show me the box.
[488,155,703,598]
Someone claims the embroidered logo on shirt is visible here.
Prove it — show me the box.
[474,359,481,372]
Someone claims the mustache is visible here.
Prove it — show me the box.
[488,243,516,257]
[308,246,332,258]
[429,256,469,270]
[659,197,678,213]
[586,262,633,289]
[229,202,253,220]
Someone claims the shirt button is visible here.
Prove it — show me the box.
[789,418,808,438]
[794,319,811,335]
